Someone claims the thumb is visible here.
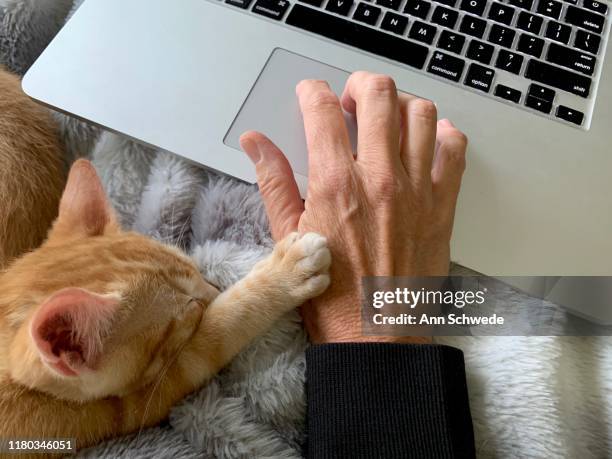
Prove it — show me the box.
[240,131,304,241]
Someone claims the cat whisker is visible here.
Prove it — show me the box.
[137,341,188,438]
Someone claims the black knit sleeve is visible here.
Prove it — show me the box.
[304,343,475,459]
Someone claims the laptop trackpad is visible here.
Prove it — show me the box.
[224,48,357,177]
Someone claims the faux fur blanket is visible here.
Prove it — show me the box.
[1,1,611,457]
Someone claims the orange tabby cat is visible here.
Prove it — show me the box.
[0,68,65,269]
[0,160,331,457]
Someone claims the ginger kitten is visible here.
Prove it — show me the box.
[0,160,331,457]
[0,68,65,269]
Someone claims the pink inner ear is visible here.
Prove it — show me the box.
[31,288,118,377]
[54,159,116,238]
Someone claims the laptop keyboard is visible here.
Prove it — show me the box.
[224,0,610,128]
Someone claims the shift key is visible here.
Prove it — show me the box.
[427,51,466,82]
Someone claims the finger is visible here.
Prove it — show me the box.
[399,94,438,187]
[296,80,353,180]
[431,119,468,213]
[240,131,305,241]
[341,72,401,167]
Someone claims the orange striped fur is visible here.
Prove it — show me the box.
[0,158,331,457]
[0,68,65,270]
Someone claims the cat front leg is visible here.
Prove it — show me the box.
[183,232,331,373]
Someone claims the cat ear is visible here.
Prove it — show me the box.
[30,288,118,377]
[51,159,118,239]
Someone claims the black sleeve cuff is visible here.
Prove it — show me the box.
[305,343,475,459]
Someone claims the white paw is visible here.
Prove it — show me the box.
[294,232,330,272]
[277,232,331,300]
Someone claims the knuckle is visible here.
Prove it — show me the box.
[371,171,401,200]
[311,167,353,200]
[445,131,469,165]
[448,128,469,147]
[257,168,286,196]
[351,70,372,80]
[303,90,341,113]
[410,99,438,120]
[364,74,397,95]
[347,70,370,86]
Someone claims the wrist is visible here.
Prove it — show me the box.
[302,294,433,345]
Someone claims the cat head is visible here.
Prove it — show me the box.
[1,160,219,401]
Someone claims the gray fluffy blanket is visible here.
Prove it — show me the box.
[2,1,612,457]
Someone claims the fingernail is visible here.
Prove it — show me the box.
[439,118,454,127]
[241,137,262,164]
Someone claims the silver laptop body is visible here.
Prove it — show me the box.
[22,0,612,321]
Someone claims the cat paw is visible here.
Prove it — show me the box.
[275,232,331,301]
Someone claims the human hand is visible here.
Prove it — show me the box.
[240,71,467,344]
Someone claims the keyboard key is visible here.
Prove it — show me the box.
[431,6,459,28]
[525,95,553,113]
[565,6,605,34]
[404,0,432,19]
[488,24,516,47]
[556,105,584,125]
[528,83,555,101]
[547,42,597,75]
[488,2,516,24]
[464,63,495,92]
[466,40,495,64]
[525,59,592,97]
[545,21,572,43]
[583,0,607,14]
[537,0,563,19]
[574,29,601,54]
[325,0,354,15]
[381,11,409,34]
[376,0,402,9]
[516,11,544,34]
[427,51,466,81]
[460,0,487,16]
[354,2,382,24]
[409,21,438,44]
[436,0,458,6]
[507,0,533,9]
[517,34,545,57]
[459,15,487,37]
[297,0,323,6]
[226,0,254,8]
[438,30,466,53]
[286,6,430,68]
[252,0,291,19]
[495,84,522,102]
[495,49,524,73]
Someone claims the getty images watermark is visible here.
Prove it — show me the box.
[361,277,612,336]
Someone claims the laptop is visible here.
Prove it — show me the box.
[22,0,612,322]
